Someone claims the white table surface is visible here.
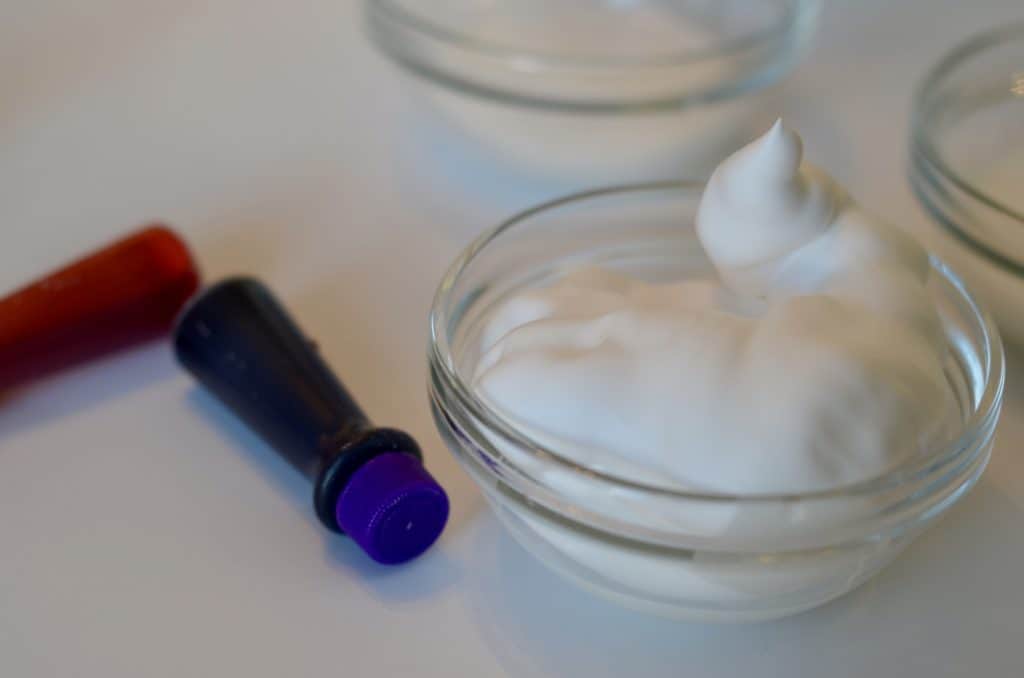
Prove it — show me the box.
[2,1,1023,676]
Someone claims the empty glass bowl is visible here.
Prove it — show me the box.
[368,1,820,182]
[911,23,1024,343]
[428,182,1004,621]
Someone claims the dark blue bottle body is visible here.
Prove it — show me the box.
[173,277,421,532]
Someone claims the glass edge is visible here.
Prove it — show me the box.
[367,0,820,69]
[910,22,1024,226]
[365,0,819,113]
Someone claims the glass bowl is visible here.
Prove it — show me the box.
[428,182,1005,622]
[911,23,1024,344]
[367,1,820,182]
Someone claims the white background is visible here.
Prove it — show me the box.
[2,1,1023,676]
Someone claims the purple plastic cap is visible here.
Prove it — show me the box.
[335,452,449,565]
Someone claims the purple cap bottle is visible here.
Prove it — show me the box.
[173,278,448,565]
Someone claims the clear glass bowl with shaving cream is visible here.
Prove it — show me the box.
[428,182,1004,621]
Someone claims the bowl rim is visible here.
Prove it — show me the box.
[911,22,1024,228]
[367,0,820,112]
[369,0,808,67]
[429,181,1006,505]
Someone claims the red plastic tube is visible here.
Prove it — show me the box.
[0,225,200,391]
